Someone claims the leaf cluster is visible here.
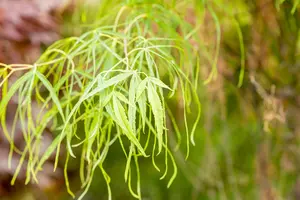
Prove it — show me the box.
[0,3,201,197]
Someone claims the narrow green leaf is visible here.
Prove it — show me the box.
[136,78,148,100]
[128,76,137,133]
[136,76,147,131]
[147,83,164,153]
[114,91,131,105]
[0,72,32,116]
[87,71,133,99]
[149,77,172,91]
[64,153,75,198]
[36,71,65,122]
[35,134,61,173]
[124,145,133,182]
[112,96,146,156]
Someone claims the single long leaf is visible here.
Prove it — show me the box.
[128,76,137,133]
[149,77,172,91]
[112,96,146,156]
[136,78,148,100]
[36,71,65,122]
[147,83,164,153]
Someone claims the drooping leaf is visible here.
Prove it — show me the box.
[0,71,32,116]
[148,77,172,91]
[147,82,164,153]
[112,96,146,156]
[136,78,148,100]
[36,71,65,121]
[128,75,137,134]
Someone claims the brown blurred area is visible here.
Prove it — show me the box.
[0,0,72,64]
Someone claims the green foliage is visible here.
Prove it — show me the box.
[0,1,202,199]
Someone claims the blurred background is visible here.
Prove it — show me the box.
[1,0,300,199]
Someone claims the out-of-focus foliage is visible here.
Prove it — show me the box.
[1,0,300,200]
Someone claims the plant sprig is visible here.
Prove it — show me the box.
[0,1,203,199]
[1,31,199,200]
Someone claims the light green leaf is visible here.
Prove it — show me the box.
[102,92,113,107]
[128,76,137,133]
[147,83,164,153]
[35,134,61,172]
[136,78,148,100]
[59,71,134,158]
[148,77,172,91]
[112,96,146,156]
[86,71,133,99]
[136,76,146,131]
[0,71,32,116]
[36,71,65,122]
[114,91,131,105]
